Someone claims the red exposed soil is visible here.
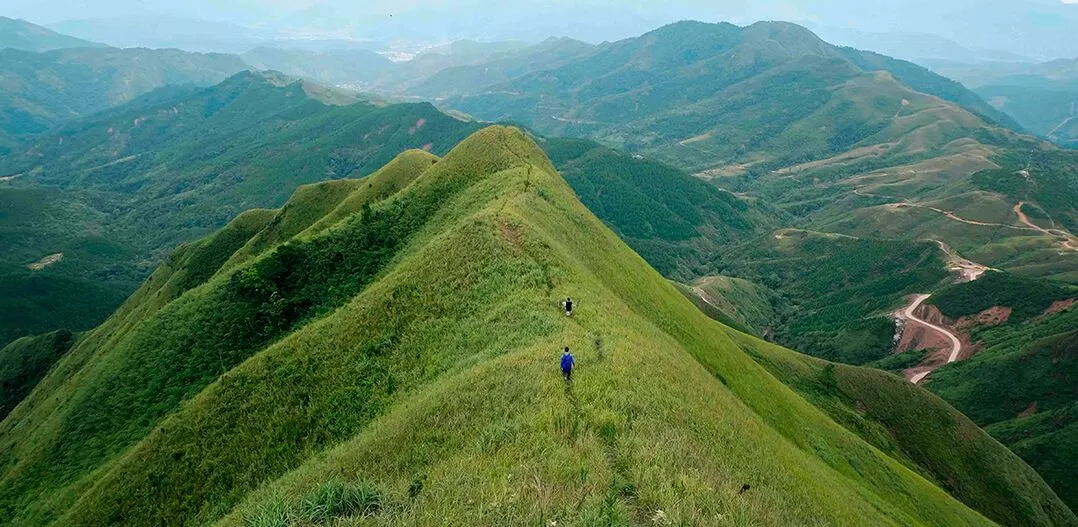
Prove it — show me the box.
[1045,298,1077,315]
[895,321,953,356]
[956,306,1012,330]
[896,296,980,383]
[1018,402,1039,418]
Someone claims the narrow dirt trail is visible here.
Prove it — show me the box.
[1014,202,1078,252]
[900,202,1034,231]
[854,186,1035,231]
[902,294,962,385]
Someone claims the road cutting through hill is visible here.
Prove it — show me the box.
[902,294,962,384]
[1014,201,1078,252]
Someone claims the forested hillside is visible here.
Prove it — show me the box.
[0,47,247,153]
[0,71,479,347]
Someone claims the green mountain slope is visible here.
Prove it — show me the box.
[733,330,1072,527]
[0,71,478,347]
[1,126,1071,526]
[0,46,247,152]
[541,137,777,280]
[924,58,1078,146]
[909,272,1078,510]
[974,84,1078,148]
[0,17,104,52]
[0,330,75,420]
[442,21,1016,172]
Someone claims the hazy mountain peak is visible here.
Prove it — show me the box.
[0,16,105,52]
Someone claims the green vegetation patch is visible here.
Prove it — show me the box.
[244,477,386,527]
[929,270,1078,322]
[0,330,75,419]
[719,232,949,364]
[927,305,1078,510]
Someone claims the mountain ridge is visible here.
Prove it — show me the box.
[0,125,1072,526]
[0,17,105,52]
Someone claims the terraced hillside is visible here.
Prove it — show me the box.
[0,127,1072,526]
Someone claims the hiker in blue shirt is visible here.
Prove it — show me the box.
[561,347,575,383]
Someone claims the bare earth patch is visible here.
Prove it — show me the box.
[28,253,64,271]
[1045,298,1077,315]
[957,306,1012,330]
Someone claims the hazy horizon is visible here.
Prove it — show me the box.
[6,0,1078,60]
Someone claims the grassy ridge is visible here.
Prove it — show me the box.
[0,149,433,525]
[1,126,1071,526]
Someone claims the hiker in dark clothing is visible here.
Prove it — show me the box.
[562,297,574,317]
[561,347,575,382]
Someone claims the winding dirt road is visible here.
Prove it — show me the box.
[857,186,1077,251]
[903,294,962,384]
[1014,202,1078,252]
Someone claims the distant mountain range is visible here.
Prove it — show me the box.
[926,58,1078,147]
[0,47,248,154]
[806,24,1034,64]
[0,70,480,348]
[0,16,104,52]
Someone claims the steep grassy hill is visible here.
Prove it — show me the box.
[0,17,104,52]
[0,71,478,347]
[0,46,247,153]
[1,126,1071,526]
